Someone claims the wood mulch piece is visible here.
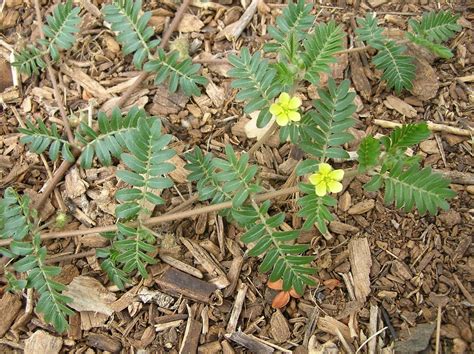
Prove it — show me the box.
[0,0,473,353]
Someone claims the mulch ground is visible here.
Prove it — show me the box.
[0,0,473,353]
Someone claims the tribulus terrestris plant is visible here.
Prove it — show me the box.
[2,0,460,332]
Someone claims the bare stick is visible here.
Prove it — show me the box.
[33,0,74,144]
[374,119,473,137]
[1,169,359,246]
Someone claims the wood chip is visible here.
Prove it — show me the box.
[86,333,122,353]
[65,167,88,198]
[149,84,189,116]
[63,276,116,316]
[384,95,417,118]
[179,306,202,354]
[0,292,22,337]
[62,64,112,101]
[168,155,189,184]
[349,238,372,303]
[155,267,218,304]
[317,316,351,340]
[225,331,274,353]
[329,221,360,234]
[350,53,372,100]
[159,254,204,278]
[270,309,291,344]
[178,13,204,32]
[24,330,63,354]
[348,200,375,215]
[216,0,259,41]
[409,57,439,100]
[226,283,248,333]
[180,237,230,289]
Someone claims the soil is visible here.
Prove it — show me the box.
[0,0,473,353]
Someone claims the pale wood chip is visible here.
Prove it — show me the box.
[349,238,372,303]
[63,276,116,316]
[24,330,63,354]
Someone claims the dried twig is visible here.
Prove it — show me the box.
[374,119,473,137]
[1,169,359,246]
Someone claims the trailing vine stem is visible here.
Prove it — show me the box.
[0,169,359,247]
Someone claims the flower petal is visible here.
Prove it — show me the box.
[287,110,301,122]
[308,173,319,185]
[279,92,290,105]
[318,163,332,175]
[329,169,344,181]
[327,180,343,194]
[276,113,289,126]
[272,291,290,309]
[315,182,327,197]
[288,96,302,109]
[269,103,282,116]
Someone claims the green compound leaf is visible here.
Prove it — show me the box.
[234,203,315,293]
[212,145,261,208]
[405,32,453,59]
[115,117,175,220]
[302,21,345,85]
[356,13,416,93]
[97,248,129,290]
[355,13,385,48]
[110,225,157,279]
[186,145,315,294]
[379,164,455,215]
[40,0,81,61]
[358,136,381,172]
[297,183,337,234]
[228,48,280,128]
[102,0,160,69]
[1,192,73,333]
[372,41,416,93]
[76,107,145,168]
[12,46,47,76]
[408,10,461,44]
[185,147,231,206]
[19,119,74,162]
[381,122,431,153]
[299,79,356,161]
[0,188,33,241]
[144,49,207,96]
[13,0,80,75]
[264,0,315,60]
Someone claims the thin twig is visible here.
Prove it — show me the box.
[1,169,359,246]
[1,186,300,246]
[33,0,74,144]
[45,250,96,264]
[374,119,473,137]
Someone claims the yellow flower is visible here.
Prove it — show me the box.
[269,92,302,126]
[309,163,344,197]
